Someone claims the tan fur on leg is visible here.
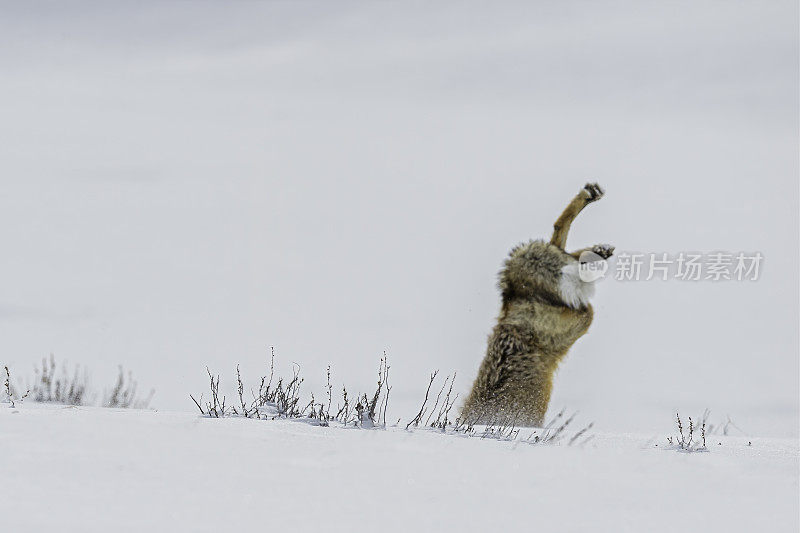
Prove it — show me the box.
[550,182,604,250]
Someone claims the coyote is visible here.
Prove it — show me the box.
[461,183,613,427]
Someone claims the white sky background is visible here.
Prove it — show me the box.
[1,1,797,434]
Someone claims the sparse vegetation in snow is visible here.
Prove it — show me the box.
[2,355,153,409]
[103,366,155,409]
[3,366,29,408]
[190,349,392,429]
[665,412,708,452]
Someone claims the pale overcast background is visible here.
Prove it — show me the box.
[1,1,797,435]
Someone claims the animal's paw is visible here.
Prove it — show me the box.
[580,182,604,203]
[591,243,615,259]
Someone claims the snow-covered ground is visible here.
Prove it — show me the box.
[1,403,797,532]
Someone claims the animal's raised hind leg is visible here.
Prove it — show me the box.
[550,182,604,250]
